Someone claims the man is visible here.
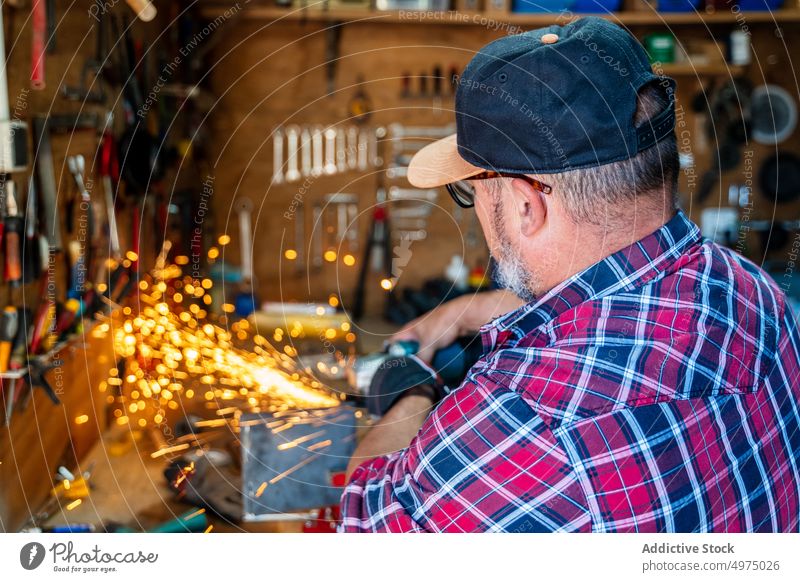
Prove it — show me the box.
[340,17,800,532]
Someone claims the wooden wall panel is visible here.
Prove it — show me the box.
[208,21,499,316]
[208,15,800,317]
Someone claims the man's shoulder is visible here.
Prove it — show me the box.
[479,237,787,429]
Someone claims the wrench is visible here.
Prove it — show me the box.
[370,126,385,167]
[388,122,456,138]
[311,125,324,177]
[347,126,358,170]
[324,128,337,175]
[388,187,439,201]
[236,198,254,282]
[357,128,369,171]
[285,125,301,183]
[272,127,284,185]
[300,127,312,178]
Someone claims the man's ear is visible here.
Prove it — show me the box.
[509,177,547,237]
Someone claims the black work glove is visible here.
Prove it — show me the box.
[366,355,447,417]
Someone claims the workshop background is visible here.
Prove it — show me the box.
[1,0,799,533]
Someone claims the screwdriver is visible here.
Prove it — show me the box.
[0,305,18,373]
[3,180,23,286]
[3,308,31,425]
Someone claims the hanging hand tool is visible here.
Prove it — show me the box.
[357,128,369,171]
[336,127,347,173]
[23,175,43,284]
[347,126,358,170]
[31,0,47,90]
[98,115,121,262]
[347,75,372,124]
[432,65,443,115]
[9,307,31,372]
[32,116,61,250]
[29,275,55,356]
[449,64,459,95]
[370,126,385,167]
[272,127,284,185]
[324,128,337,175]
[2,307,31,426]
[0,305,17,373]
[0,8,28,173]
[45,0,56,54]
[3,180,23,287]
[300,127,312,178]
[324,26,342,96]
[400,72,411,99]
[66,155,96,300]
[352,191,392,321]
[418,70,429,98]
[54,298,80,340]
[311,125,324,177]
[234,198,258,317]
[285,126,301,182]
[61,8,106,102]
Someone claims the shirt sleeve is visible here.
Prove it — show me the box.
[339,377,591,532]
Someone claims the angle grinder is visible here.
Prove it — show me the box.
[350,335,484,417]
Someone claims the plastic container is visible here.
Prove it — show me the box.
[570,0,623,12]
[512,0,572,12]
[656,0,702,11]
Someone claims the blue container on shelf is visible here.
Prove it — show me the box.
[512,0,572,12]
[737,0,783,10]
[570,0,623,11]
[656,0,702,11]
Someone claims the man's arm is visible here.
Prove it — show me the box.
[345,394,432,482]
[392,290,524,362]
[340,378,591,533]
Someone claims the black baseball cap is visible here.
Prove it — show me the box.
[408,17,676,188]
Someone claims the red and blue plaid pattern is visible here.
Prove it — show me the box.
[340,211,800,532]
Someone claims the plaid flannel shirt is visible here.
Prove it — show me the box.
[340,210,800,532]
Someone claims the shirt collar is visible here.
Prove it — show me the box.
[481,210,702,351]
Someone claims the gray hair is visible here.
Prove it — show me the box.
[532,81,679,225]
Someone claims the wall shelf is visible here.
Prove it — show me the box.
[201,6,800,27]
[658,63,746,75]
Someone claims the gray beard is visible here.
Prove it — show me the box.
[494,240,537,303]
[491,197,537,303]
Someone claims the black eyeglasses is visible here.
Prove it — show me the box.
[446,171,553,208]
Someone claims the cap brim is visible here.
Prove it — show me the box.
[407,133,485,188]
